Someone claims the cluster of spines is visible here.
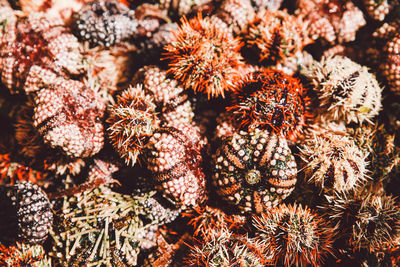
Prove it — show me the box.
[300,128,368,194]
[0,242,50,267]
[107,84,159,166]
[50,185,159,266]
[227,69,309,142]
[253,203,336,267]
[243,10,311,65]
[163,14,244,98]
[321,192,400,252]
[184,205,267,266]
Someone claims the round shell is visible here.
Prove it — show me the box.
[212,129,297,213]
[146,123,208,209]
[306,56,382,124]
[33,79,105,158]
[300,130,368,194]
[0,12,83,94]
[0,182,53,244]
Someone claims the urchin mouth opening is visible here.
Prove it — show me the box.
[245,169,261,185]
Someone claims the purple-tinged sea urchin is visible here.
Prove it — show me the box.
[0,182,53,245]
[72,0,138,48]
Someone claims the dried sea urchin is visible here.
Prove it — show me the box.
[164,14,243,98]
[132,65,194,125]
[0,182,53,245]
[227,69,308,141]
[253,204,335,267]
[300,129,368,194]
[382,33,400,94]
[243,10,311,65]
[72,0,138,48]
[305,56,382,124]
[297,0,366,43]
[107,85,159,166]
[212,0,256,34]
[186,228,267,266]
[33,78,105,158]
[212,129,297,213]
[146,123,207,209]
[323,193,400,252]
[0,12,83,94]
[50,186,153,266]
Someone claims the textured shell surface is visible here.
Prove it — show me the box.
[0,12,82,93]
[33,79,105,158]
[307,56,382,123]
[146,123,207,209]
[9,182,53,244]
[213,129,297,213]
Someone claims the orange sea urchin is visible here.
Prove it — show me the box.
[163,14,244,99]
[227,69,309,142]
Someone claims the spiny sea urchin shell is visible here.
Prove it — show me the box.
[72,0,138,47]
[186,228,268,266]
[164,14,243,98]
[253,203,335,267]
[145,122,207,209]
[0,181,53,244]
[243,10,311,65]
[305,56,382,123]
[0,12,83,94]
[227,69,309,142]
[212,129,297,213]
[297,0,366,43]
[107,85,159,166]
[132,65,194,125]
[33,78,105,158]
[300,129,368,194]
[322,192,400,252]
